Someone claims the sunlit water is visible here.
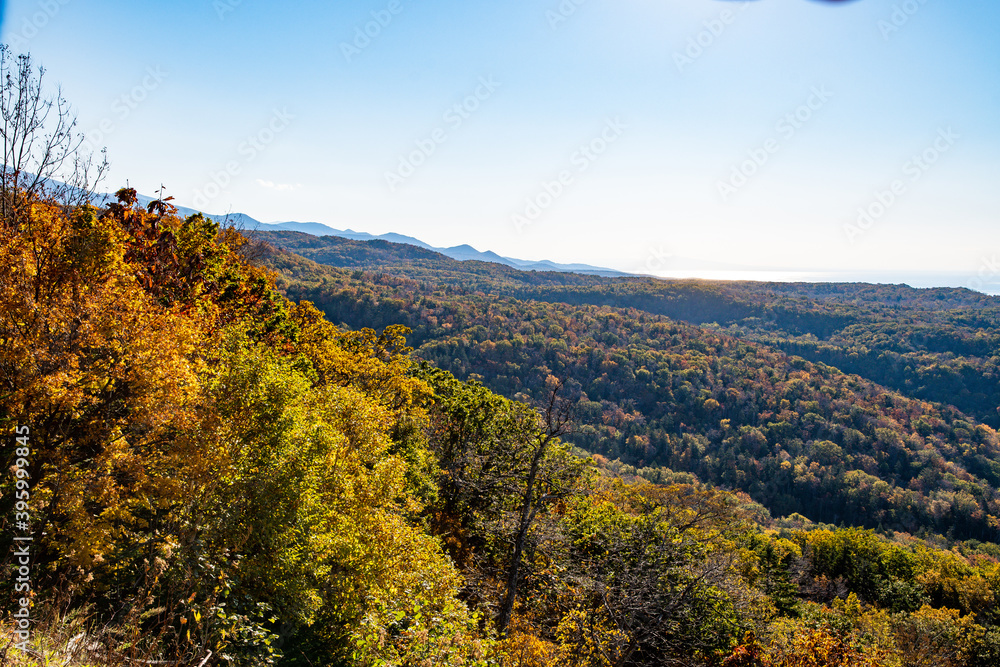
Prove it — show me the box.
[646,269,1000,296]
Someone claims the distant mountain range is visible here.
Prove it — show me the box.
[255,221,629,276]
[131,194,627,277]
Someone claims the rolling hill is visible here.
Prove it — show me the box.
[254,231,1000,543]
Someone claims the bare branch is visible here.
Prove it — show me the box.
[0,45,108,225]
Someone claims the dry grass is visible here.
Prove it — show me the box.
[0,604,207,667]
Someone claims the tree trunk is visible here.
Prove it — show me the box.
[496,436,547,636]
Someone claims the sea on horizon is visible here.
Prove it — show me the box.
[646,269,1000,297]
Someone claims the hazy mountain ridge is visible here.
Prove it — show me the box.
[177,205,628,275]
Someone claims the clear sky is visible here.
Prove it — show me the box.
[2,0,998,282]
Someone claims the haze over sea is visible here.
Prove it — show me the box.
[647,270,1000,296]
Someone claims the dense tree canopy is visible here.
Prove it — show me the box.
[1,200,999,666]
[258,239,1000,545]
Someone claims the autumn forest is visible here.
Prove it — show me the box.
[3,49,1000,667]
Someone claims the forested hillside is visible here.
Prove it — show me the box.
[260,231,1000,430]
[256,235,1000,545]
[3,196,1000,667]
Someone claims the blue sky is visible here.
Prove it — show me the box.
[3,0,998,282]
